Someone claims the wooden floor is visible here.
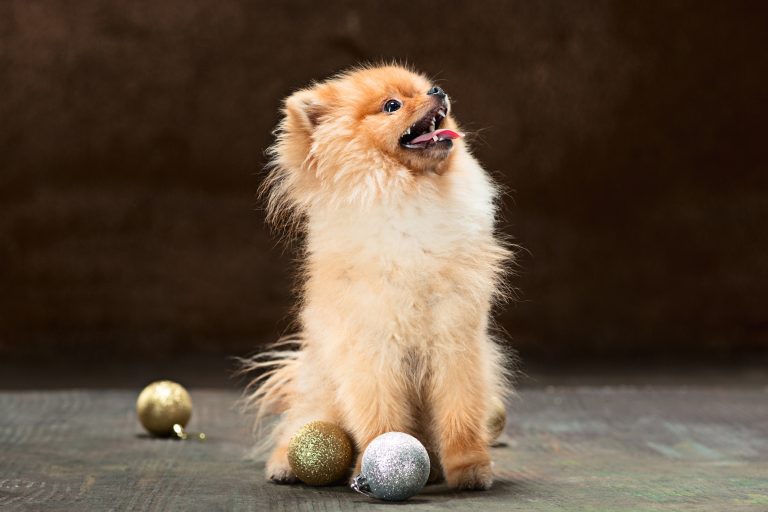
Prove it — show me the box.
[1,387,767,511]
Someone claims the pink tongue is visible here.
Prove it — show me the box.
[410,128,464,145]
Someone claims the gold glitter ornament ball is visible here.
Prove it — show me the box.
[287,421,353,485]
[136,380,192,436]
[488,396,507,443]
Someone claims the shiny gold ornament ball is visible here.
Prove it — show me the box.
[136,380,192,436]
[488,396,507,443]
[287,421,353,485]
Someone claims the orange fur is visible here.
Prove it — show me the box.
[247,64,512,490]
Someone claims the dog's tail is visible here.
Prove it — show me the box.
[236,334,302,454]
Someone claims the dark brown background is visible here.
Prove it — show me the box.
[1,0,767,364]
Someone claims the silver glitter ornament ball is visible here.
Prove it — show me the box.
[351,432,430,501]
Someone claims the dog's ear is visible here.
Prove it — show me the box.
[284,87,326,133]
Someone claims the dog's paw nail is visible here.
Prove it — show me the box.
[267,467,298,484]
[269,473,298,484]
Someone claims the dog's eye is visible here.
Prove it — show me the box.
[383,99,401,113]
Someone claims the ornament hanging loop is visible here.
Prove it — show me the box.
[350,474,375,498]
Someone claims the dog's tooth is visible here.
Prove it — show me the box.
[432,135,438,142]
[438,110,446,118]
[406,128,411,135]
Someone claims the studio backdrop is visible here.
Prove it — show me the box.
[1,0,766,361]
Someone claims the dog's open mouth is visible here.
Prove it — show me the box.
[399,107,464,150]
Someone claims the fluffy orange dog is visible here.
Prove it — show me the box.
[248,64,511,490]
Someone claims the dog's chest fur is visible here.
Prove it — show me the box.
[302,170,496,356]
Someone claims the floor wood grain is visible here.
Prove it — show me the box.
[1,388,767,511]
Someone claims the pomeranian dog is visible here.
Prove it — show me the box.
[246,64,511,490]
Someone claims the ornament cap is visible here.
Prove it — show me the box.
[350,474,374,498]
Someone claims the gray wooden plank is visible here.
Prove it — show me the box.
[0,388,767,511]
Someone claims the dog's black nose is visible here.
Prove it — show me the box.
[427,86,446,98]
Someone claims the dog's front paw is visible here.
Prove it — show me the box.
[266,447,299,484]
[445,460,493,490]
[266,460,298,484]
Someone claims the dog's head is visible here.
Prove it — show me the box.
[267,65,466,216]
